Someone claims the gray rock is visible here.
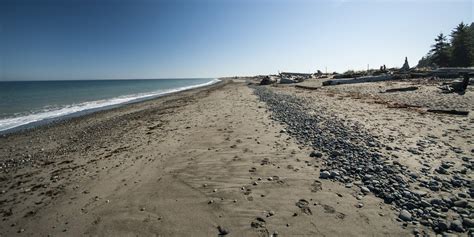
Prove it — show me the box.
[330,170,340,178]
[319,171,331,179]
[453,199,468,208]
[360,186,370,194]
[310,151,323,158]
[437,219,450,231]
[399,209,412,221]
[450,220,464,232]
[462,218,474,228]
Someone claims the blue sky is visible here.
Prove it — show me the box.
[0,0,472,80]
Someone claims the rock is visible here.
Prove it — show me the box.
[310,151,323,158]
[399,209,412,221]
[319,171,330,179]
[250,86,472,228]
[450,219,464,232]
[437,219,450,231]
[330,170,340,178]
[360,186,370,194]
[250,217,266,228]
[411,190,427,197]
[462,218,474,228]
[217,225,229,235]
[453,199,468,208]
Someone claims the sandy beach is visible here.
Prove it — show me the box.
[0,78,472,236]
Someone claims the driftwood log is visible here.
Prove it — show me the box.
[427,109,469,116]
[294,85,319,90]
[439,75,470,94]
[382,86,418,93]
[323,75,393,86]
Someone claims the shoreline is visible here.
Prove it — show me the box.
[0,78,225,136]
[0,78,471,236]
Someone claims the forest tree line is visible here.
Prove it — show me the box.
[417,22,474,68]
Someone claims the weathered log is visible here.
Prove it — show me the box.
[294,85,319,90]
[387,103,422,108]
[427,109,469,116]
[439,75,470,94]
[382,86,418,93]
[323,75,393,86]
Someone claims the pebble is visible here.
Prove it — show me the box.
[217,225,229,235]
[453,199,467,208]
[399,209,412,222]
[450,219,464,232]
[463,218,474,228]
[319,171,330,179]
[360,186,370,194]
[310,151,323,158]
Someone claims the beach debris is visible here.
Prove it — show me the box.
[438,74,470,94]
[322,75,393,86]
[295,85,319,90]
[260,76,277,85]
[386,103,422,109]
[280,77,297,84]
[431,67,474,78]
[382,86,418,93]
[279,72,312,84]
[426,109,469,116]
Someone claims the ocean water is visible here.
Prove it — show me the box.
[0,78,219,133]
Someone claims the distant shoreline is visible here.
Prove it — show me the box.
[0,78,225,136]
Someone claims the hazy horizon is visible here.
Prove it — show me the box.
[1,0,473,81]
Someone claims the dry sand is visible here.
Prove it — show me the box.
[0,78,472,236]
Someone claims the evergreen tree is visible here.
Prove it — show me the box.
[450,22,473,67]
[469,23,474,65]
[417,54,433,68]
[429,33,450,67]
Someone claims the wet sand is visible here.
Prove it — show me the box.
[0,78,472,236]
